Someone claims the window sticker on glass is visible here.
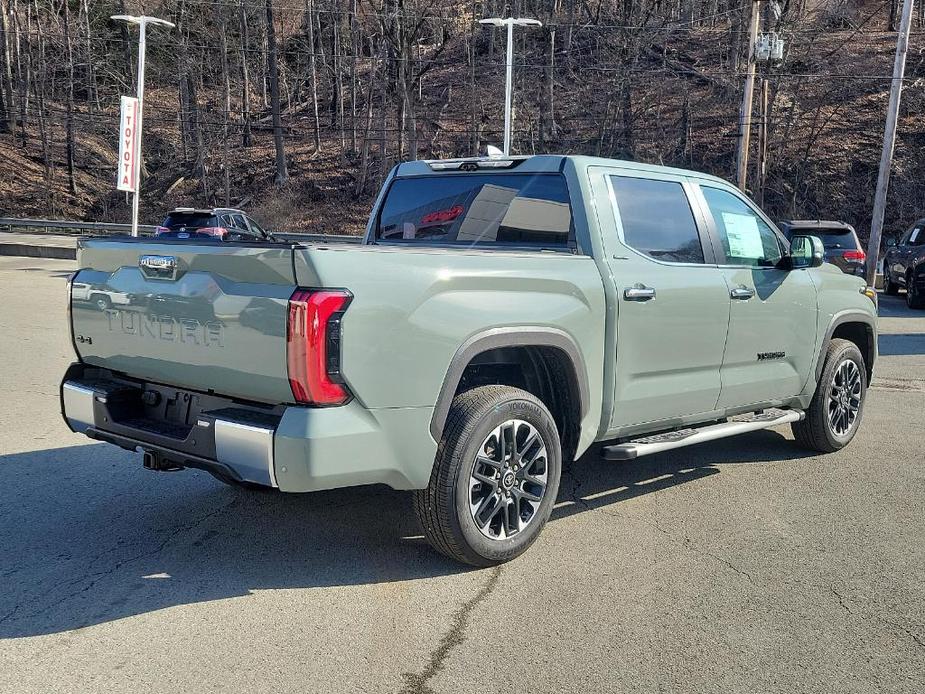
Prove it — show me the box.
[911,227,921,243]
[721,212,765,259]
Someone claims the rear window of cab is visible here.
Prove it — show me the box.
[375,173,573,248]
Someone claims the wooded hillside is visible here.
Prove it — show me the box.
[1,0,923,237]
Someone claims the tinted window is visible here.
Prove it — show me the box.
[162,213,218,230]
[814,229,858,250]
[610,176,704,263]
[701,186,782,267]
[231,214,249,231]
[376,174,572,247]
[783,227,857,250]
[248,217,268,237]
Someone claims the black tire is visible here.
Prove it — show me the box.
[413,385,562,567]
[883,268,899,295]
[906,275,925,309]
[91,294,112,311]
[792,338,867,453]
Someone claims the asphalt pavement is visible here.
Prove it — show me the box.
[0,255,922,693]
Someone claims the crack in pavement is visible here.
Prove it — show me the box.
[0,497,240,627]
[558,466,592,514]
[398,566,502,694]
[830,585,924,650]
[830,585,853,614]
[648,518,756,585]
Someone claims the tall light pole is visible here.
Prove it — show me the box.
[111,15,175,236]
[479,17,542,156]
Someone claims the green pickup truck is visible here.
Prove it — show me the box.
[61,155,877,566]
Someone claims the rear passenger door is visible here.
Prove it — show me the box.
[595,170,731,429]
[694,183,818,408]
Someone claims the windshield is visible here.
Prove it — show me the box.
[375,173,573,248]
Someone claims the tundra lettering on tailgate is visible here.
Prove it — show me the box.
[104,309,224,347]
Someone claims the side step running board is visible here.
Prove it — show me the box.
[602,409,805,461]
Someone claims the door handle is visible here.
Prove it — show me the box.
[730,286,755,300]
[624,284,657,301]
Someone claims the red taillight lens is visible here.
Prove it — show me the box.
[155,225,170,235]
[843,249,866,261]
[287,289,352,405]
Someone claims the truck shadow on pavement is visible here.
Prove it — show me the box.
[0,429,812,638]
[554,428,812,520]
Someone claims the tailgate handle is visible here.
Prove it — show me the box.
[139,255,180,281]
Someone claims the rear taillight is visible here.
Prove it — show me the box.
[843,249,866,261]
[204,226,229,239]
[287,289,352,406]
[155,225,170,235]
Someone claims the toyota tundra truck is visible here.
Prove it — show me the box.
[61,155,878,566]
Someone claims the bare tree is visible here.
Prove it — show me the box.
[266,0,288,186]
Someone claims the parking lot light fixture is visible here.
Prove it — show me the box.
[478,17,543,156]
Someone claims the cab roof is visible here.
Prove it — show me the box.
[396,154,731,187]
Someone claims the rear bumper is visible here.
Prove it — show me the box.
[62,379,279,487]
[61,365,437,493]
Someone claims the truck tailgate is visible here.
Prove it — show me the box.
[70,238,298,404]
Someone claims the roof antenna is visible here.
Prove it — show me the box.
[485,145,504,159]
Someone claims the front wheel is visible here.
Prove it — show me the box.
[792,338,867,453]
[413,385,562,567]
[883,268,899,296]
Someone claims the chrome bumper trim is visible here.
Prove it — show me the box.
[214,418,278,488]
[62,381,96,433]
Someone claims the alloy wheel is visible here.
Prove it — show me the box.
[468,419,549,540]
[827,358,862,437]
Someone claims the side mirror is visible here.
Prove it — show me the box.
[787,234,825,269]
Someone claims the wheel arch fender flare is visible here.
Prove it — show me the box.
[815,311,877,382]
[429,327,591,441]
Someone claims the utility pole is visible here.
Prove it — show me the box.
[865,0,915,286]
[479,17,542,155]
[111,15,175,236]
[757,78,769,207]
[735,0,761,191]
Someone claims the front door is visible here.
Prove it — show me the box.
[594,170,732,429]
[695,184,819,409]
[892,224,925,286]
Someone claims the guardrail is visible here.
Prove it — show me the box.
[0,217,362,243]
[0,217,157,236]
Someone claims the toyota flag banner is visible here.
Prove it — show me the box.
[117,95,139,192]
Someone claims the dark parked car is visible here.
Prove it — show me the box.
[778,220,866,277]
[882,218,925,308]
[156,208,272,242]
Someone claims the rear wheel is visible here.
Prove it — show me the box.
[792,338,867,453]
[906,275,925,309]
[413,385,562,566]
